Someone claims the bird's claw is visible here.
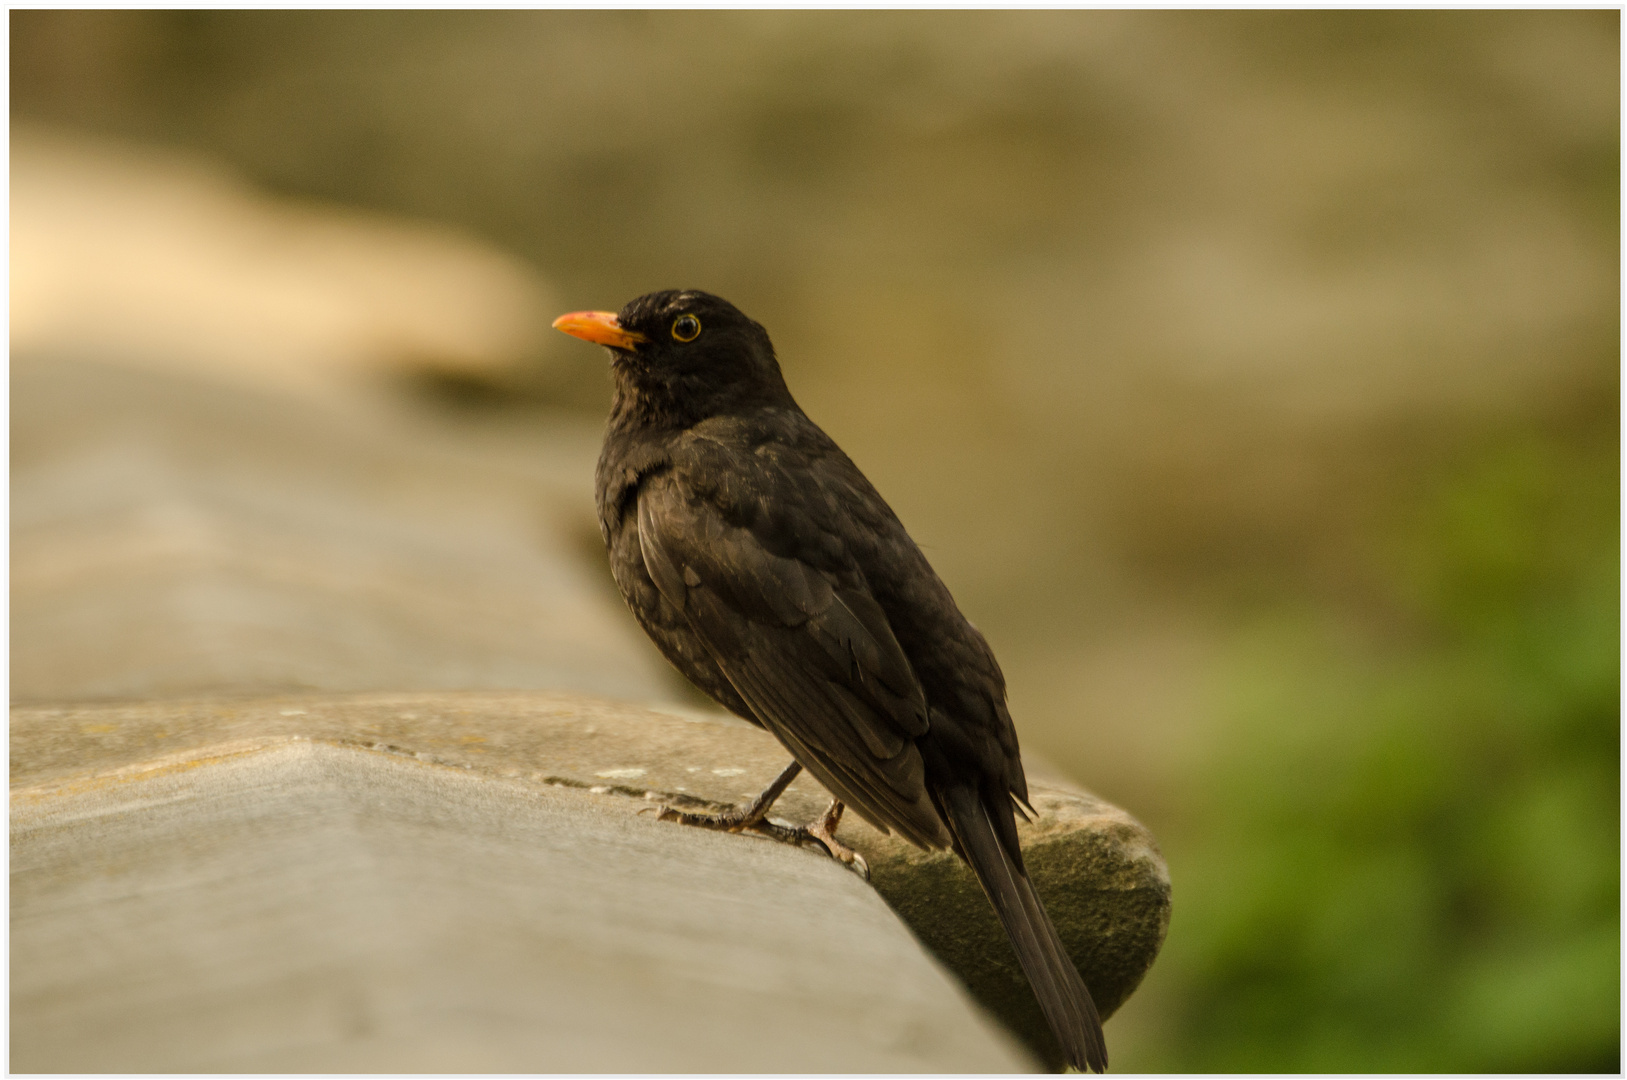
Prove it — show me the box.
[805,800,870,880]
[809,832,870,879]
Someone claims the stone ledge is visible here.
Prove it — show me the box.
[10,353,672,706]
[14,738,1034,1072]
[13,690,1170,1070]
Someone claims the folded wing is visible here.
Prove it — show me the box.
[637,472,950,849]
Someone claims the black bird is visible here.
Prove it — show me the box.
[554,289,1107,1073]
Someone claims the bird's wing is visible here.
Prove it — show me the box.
[636,470,951,849]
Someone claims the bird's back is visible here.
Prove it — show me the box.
[597,404,1026,809]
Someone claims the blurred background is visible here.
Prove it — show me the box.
[11,10,1618,1071]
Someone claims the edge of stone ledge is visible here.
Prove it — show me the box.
[11,688,1170,1073]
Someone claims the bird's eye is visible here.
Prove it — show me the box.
[671,314,702,342]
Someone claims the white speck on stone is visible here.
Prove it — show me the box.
[583,726,597,735]
[278,709,306,716]
[589,785,611,795]
[685,766,701,773]
[712,767,745,777]
[595,767,646,780]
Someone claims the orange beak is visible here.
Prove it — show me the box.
[552,310,648,351]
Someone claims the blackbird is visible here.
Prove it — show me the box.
[554,289,1107,1072]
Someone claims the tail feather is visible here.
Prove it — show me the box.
[942,785,1108,1073]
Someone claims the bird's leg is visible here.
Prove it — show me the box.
[652,760,802,831]
[805,798,869,879]
[648,764,869,879]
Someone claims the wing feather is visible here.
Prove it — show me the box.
[637,473,950,849]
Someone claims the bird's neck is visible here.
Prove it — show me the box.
[607,365,795,437]
[606,376,697,436]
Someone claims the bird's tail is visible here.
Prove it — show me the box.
[940,784,1108,1073]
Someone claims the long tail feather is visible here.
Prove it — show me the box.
[941,785,1108,1073]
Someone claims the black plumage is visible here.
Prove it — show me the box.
[555,289,1107,1072]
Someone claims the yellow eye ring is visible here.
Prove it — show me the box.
[671,314,702,342]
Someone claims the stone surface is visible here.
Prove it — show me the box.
[13,691,1171,1070]
[13,738,1033,1073]
[11,354,670,705]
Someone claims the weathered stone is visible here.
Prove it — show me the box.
[13,691,1170,1070]
[10,354,670,705]
[12,738,1034,1072]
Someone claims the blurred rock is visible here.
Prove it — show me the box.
[11,353,668,704]
[10,125,559,400]
[13,690,1170,1070]
[12,730,1034,1072]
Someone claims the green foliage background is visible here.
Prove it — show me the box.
[1157,420,1618,1072]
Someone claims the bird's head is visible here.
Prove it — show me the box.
[553,289,794,425]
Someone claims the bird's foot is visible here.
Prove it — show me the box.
[646,802,759,831]
[639,768,868,879]
[803,799,870,880]
[642,758,803,833]
[642,799,826,851]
